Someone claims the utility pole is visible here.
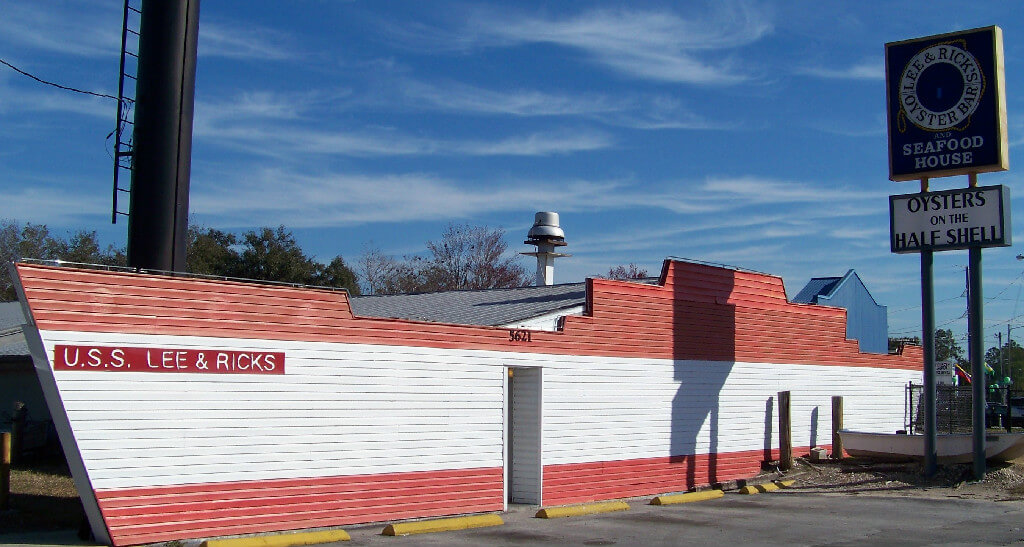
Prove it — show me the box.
[997,331,1004,379]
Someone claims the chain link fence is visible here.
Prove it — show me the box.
[906,383,1022,434]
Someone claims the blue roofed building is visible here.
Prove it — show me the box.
[792,270,889,354]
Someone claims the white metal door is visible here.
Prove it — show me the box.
[507,367,542,504]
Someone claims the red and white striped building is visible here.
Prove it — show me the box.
[12,259,921,546]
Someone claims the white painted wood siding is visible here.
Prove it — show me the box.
[39,331,506,490]
[533,356,918,466]
[39,328,917,492]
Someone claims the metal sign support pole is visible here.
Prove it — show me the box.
[968,173,986,480]
[920,178,937,477]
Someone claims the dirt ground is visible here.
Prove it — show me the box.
[778,456,1024,501]
[1,458,84,533]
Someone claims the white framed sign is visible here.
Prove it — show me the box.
[889,184,1011,253]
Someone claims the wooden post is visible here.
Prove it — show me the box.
[832,396,844,459]
[778,391,792,471]
[1,432,11,510]
[11,402,26,467]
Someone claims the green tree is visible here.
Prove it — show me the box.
[235,226,319,285]
[934,329,965,366]
[185,224,360,294]
[316,256,361,295]
[985,339,1024,389]
[186,226,238,277]
[1,220,126,300]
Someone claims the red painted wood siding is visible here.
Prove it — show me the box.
[15,261,922,369]
[95,467,503,546]
[542,448,806,505]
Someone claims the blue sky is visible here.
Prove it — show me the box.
[2,1,1024,352]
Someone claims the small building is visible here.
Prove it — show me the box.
[1,301,52,426]
[12,259,921,546]
[792,270,889,354]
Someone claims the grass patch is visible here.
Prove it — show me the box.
[2,456,83,533]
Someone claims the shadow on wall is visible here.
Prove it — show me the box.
[669,262,737,489]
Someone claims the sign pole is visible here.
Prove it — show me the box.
[967,173,986,480]
[920,177,937,477]
[886,25,1008,480]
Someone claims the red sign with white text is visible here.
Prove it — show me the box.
[53,345,285,374]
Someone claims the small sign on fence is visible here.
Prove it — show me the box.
[935,360,955,385]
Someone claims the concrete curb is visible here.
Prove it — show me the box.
[738,480,795,495]
[650,489,724,506]
[381,514,504,536]
[200,529,350,547]
[535,501,630,519]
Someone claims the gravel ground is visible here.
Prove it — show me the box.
[778,456,1024,501]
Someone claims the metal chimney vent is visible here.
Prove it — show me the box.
[522,211,570,286]
[527,211,565,240]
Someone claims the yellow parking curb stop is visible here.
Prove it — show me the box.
[535,501,630,519]
[381,514,504,536]
[200,529,350,547]
[650,489,724,505]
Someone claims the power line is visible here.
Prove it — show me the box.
[986,270,1024,303]
[0,57,118,101]
[889,295,963,313]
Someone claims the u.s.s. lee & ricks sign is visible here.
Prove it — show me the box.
[890,184,1011,253]
[885,26,1008,181]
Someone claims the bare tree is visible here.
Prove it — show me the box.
[358,224,530,294]
[424,224,530,291]
[358,245,425,295]
[606,263,649,280]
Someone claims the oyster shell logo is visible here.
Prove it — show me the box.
[897,41,985,132]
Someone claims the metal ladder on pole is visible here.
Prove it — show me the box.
[112,0,141,224]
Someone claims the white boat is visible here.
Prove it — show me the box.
[839,430,1024,463]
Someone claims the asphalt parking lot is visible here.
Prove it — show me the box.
[330,491,1024,546]
[3,489,1023,546]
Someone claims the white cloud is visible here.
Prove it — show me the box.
[381,4,773,85]
[194,89,616,158]
[0,1,121,58]
[193,170,645,228]
[393,79,725,130]
[191,166,887,236]
[2,184,108,223]
[456,130,613,156]
[466,5,773,84]
[700,175,881,205]
[1008,114,1024,147]
[0,3,294,61]
[197,114,613,158]
[396,79,620,117]
[199,21,295,60]
[797,59,884,81]
[0,81,113,119]
[193,90,334,134]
